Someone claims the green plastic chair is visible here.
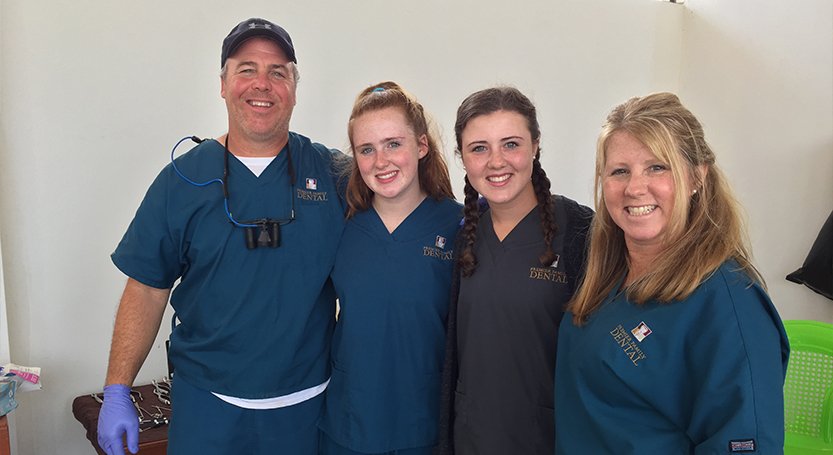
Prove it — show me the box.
[784,320,833,454]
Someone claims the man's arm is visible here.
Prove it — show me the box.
[97,278,170,455]
[105,277,171,386]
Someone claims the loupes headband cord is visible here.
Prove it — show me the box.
[169,136,253,227]
[169,136,296,248]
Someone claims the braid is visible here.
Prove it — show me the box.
[532,154,559,267]
[459,176,481,278]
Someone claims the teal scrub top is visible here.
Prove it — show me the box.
[112,133,346,398]
[319,197,463,453]
[554,262,790,454]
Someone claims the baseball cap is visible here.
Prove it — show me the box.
[221,18,296,68]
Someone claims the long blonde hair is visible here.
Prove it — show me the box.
[568,92,764,325]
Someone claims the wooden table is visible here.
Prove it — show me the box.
[0,414,10,455]
[72,383,170,455]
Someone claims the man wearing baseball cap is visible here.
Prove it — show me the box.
[96,18,345,455]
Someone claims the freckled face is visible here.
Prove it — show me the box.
[460,110,538,210]
[352,107,428,206]
[221,37,297,143]
[602,131,692,254]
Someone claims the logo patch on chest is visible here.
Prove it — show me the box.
[729,439,755,452]
[550,253,559,268]
[631,321,652,342]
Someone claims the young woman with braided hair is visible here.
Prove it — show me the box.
[436,87,593,455]
[318,82,462,455]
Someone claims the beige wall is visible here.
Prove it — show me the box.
[0,0,829,453]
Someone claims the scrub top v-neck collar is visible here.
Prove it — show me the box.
[225,142,290,189]
[481,205,542,265]
[593,272,630,320]
[357,197,433,243]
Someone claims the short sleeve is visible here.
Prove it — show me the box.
[111,167,182,289]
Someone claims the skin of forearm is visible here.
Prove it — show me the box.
[104,278,171,387]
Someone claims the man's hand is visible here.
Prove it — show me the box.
[97,384,139,455]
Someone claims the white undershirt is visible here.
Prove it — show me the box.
[213,153,325,409]
[234,155,276,177]
[212,379,329,409]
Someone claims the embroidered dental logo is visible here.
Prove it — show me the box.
[424,235,453,260]
[631,321,652,342]
[296,177,328,201]
[529,267,567,283]
[610,325,647,366]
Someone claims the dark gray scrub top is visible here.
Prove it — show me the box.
[454,202,571,455]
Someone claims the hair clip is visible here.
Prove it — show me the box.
[372,87,385,92]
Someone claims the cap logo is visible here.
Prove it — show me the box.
[248,22,272,30]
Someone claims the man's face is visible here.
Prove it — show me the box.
[221,37,297,145]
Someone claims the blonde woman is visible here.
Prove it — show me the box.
[554,93,790,454]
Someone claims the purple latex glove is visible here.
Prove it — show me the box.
[97,384,139,455]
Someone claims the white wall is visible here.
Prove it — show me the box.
[679,0,833,322]
[0,234,14,452]
[0,0,829,453]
